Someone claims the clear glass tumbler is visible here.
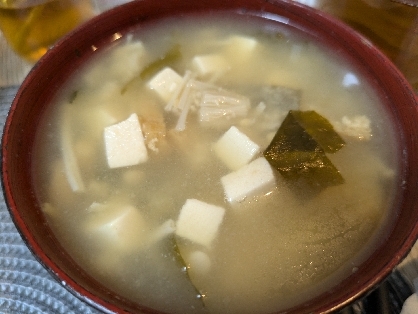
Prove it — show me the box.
[0,0,95,62]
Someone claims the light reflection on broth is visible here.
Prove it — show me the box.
[33,14,398,314]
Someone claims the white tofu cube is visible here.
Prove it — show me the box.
[213,126,260,170]
[221,157,275,204]
[147,67,184,102]
[176,199,225,248]
[84,41,147,87]
[108,41,147,85]
[224,35,258,60]
[192,54,229,76]
[104,113,148,168]
[85,203,146,252]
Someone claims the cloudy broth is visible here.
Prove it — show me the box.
[33,13,399,314]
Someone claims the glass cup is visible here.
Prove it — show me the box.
[0,0,95,62]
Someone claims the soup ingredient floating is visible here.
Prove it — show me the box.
[104,113,148,168]
[264,110,346,191]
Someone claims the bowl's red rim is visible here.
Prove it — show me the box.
[2,0,418,313]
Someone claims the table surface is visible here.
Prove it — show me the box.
[0,1,418,313]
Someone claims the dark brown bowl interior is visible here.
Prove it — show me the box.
[2,0,418,313]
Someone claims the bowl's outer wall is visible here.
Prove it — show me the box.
[2,0,418,313]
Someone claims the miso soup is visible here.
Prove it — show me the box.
[33,13,399,314]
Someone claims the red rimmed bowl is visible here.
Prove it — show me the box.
[2,0,418,313]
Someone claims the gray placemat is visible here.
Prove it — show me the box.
[0,86,103,314]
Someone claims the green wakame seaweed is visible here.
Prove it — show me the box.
[264,110,345,190]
